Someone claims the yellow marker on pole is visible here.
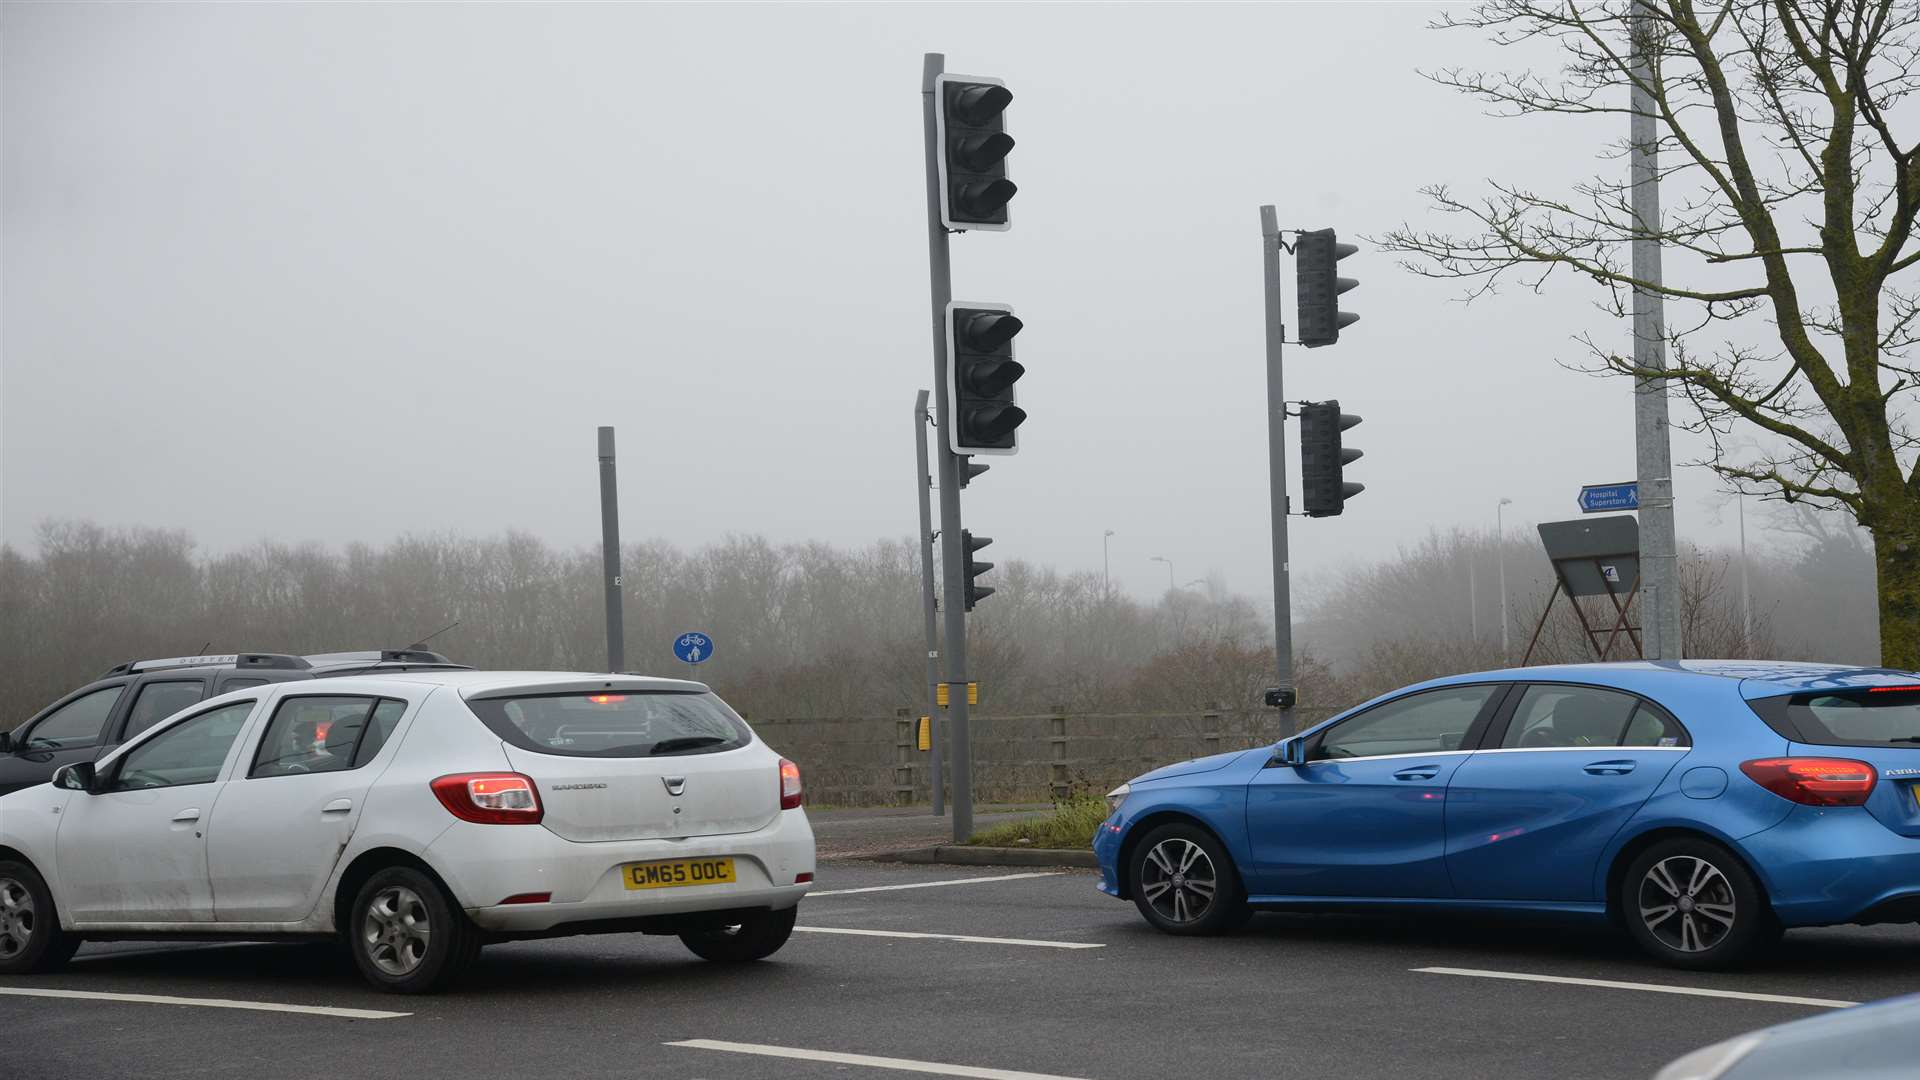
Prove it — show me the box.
[918,716,932,751]
[935,682,979,708]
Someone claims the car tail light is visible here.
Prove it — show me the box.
[779,758,803,810]
[431,772,544,824]
[1739,757,1876,806]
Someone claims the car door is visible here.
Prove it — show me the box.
[206,694,411,923]
[55,698,262,925]
[1445,683,1690,902]
[1243,683,1507,898]
[0,682,130,797]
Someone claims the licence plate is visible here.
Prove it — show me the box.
[623,857,736,890]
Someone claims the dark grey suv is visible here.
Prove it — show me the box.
[0,650,466,797]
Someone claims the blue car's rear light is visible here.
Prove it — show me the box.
[1739,757,1876,806]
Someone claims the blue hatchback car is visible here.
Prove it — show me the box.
[1094,660,1920,969]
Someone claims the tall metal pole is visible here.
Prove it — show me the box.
[1498,497,1512,663]
[1631,5,1682,660]
[597,426,625,673]
[1103,530,1114,595]
[1261,205,1296,733]
[1469,557,1479,641]
[914,389,945,816]
[923,52,974,842]
[1739,493,1752,651]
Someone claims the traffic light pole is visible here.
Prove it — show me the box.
[923,52,974,843]
[597,425,625,674]
[913,388,945,817]
[1259,206,1296,734]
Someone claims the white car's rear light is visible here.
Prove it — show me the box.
[431,772,544,824]
[779,758,803,810]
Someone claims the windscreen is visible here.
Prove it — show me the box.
[1750,688,1920,748]
[465,691,752,758]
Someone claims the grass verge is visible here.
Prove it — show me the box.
[967,793,1108,849]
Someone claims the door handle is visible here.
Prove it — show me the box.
[321,799,353,815]
[1393,767,1441,781]
[1584,760,1638,776]
[171,809,201,823]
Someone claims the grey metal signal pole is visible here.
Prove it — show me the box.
[914,389,945,816]
[1630,6,1682,660]
[922,52,974,842]
[597,426,626,673]
[1260,206,1296,733]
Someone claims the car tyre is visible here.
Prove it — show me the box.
[347,866,480,994]
[1620,838,1768,971]
[1128,823,1248,936]
[0,860,79,975]
[679,905,798,962]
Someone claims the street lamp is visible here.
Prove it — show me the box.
[1149,555,1174,592]
[1498,497,1514,663]
[1103,530,1115,594]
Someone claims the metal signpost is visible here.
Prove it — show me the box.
[1259,207,1296,734]
[913,389,945,816]
[1578,482,1641,514]
[1522,516,1644,664]
[597,426,625,674]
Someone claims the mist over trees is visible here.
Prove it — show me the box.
[0,513,1879,729]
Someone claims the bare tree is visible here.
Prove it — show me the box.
[1380,0,1920,666]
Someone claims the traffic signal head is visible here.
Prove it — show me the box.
[1295,228,1359,348]
[934,74,1015,231]
[1299,400,1364,517]
[946,301,1027,455]
[962,530,994,610]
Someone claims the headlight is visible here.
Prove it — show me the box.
[1653,1034,1764,1080]
[1105,782,1131,814]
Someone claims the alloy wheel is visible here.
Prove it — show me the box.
[1139,837,1217,925]
[1638,855,1737,953]
[363,885,432,977]
[0,877,33,961]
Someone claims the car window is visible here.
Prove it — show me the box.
[1621,705,1689,747]
[467,691,753,758]
[121,680,208,742]
[21,685,127,751]
[250,696,390,778]
[1502,685,1655,748]
[218,677,268,694]
[351,699,407,767]
[108,700,256,791]
[1313,685,1499,761]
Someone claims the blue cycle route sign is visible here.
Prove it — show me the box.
[1578,482,1640,514]
[673,632,714,665]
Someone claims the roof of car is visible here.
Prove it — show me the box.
[297,670,712,697]
[1423,660,1920,698]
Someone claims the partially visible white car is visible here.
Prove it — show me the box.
[0,671,814,993]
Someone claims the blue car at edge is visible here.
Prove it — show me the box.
[1093,660,1920,969]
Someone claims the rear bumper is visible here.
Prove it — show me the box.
[425,807,815,933]
[1741,805,1920,926]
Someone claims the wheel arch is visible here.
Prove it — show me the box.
[1602,826,1773,928]
[1115,810,1233,901]
[330,847,463,937]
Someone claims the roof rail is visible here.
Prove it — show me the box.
[302,649,456,668]
[101,652,312,677]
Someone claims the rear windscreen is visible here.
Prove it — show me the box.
[1749,689,1920,748]
[465,691,752,758]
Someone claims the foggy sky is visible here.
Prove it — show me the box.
[2,2,1761,605]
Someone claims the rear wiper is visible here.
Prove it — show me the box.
[1887,736,1920,744]
[649,736,730,756]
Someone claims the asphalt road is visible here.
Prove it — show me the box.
[8,859,1920,1080]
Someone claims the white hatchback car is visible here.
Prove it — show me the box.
[0,671,814,993]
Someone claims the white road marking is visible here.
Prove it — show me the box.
[794,926,1103,950]
[0,986,410,1020]
[810,872,1063,897]
[668,1038,1094,1079]
[1413,966,1857,1008]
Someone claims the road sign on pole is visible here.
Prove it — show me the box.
[673,632,713,665]
[1578,482,1641,514]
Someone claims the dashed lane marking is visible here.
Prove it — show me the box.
[0,986,410,1019]
[667,1038,1095,1079]
[1413,966,1856,1008]
[809,872,1064,897]
[794,926,1103,950]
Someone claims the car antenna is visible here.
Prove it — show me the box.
[404,620,460,652]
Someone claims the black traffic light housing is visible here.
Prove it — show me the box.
[934,74,1015,231]
[962,530,994,610]
[947,301,1027,455]
[1295,228,1359,348]
[1299,400,1364,517]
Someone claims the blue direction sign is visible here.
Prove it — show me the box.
[1578,482,1640,514]
[673,632,714,664]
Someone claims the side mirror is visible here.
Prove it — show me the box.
[1277,738,1307,767]
[52,762,95,793]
